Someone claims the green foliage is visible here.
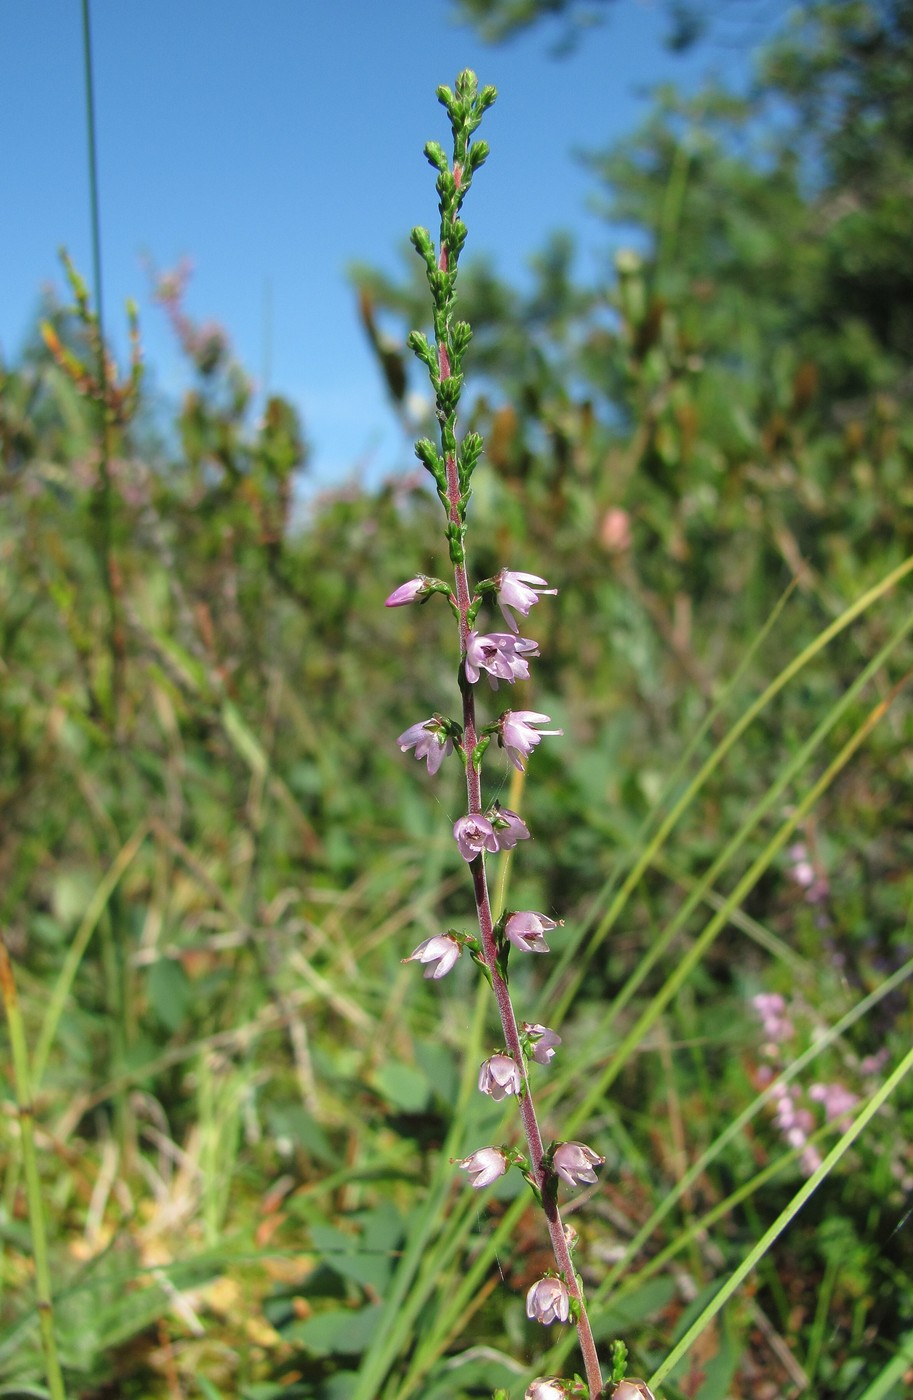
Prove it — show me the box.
[452,0,620,48]
[2,5,913,1397]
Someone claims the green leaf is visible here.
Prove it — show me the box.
[147,957,191,1032]
[373,1059,431,1113]
[309,1213,400,1294]
[283,1304,382,1357]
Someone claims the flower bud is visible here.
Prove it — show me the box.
[385,576,428,607]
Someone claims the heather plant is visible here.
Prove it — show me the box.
[382,68,649,1400]
[4,11,913,1399]
[360,54,913,1400]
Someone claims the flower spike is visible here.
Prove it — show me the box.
[386,76,605,1399]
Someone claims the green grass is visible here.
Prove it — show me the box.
[2,239,913,1399]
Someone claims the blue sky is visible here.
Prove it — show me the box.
[0,0,783,485]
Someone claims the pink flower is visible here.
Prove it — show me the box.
[752,991,794,1048]
[505,910,558,953]
[490,805,530,849]
[611,1383,656,1400]
[599,507,632,554]
[523,1022,562,1065]
[552,1141,605,1187]
[809,1081,859,1123]
[464,630,540,688]
[495,569,557,633]
[499,711,563,772]
[525,1275,570,1325]
[800,1145,823,1175]
[397,718,453,775]
[457,1147,508,1189]
[453,814,499,862]
[385,576,428,607]
[478,1053,522,1101]
[525,1381,570,1400]
[403,935,461,979]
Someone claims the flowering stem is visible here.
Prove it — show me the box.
[398,71,605,1399]
[448,468,605,1400]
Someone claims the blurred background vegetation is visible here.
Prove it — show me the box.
[2,1,912,1397]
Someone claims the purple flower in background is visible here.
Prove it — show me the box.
[457,1146,508,1189]
[495,569,557,632]
[752,992,794,1051]
[499,711,563,772]
[552,1141,605,1188]
[385,576,428,607]
[453,814,499,862]
[478,1053,522,1101]
[525,1275,570,1325]
[505,910,558,953]
[403,934,462,979]
[523,1022,562,1065]
[787,839,831,912]
[490,805,530,849]
[465,630,540,688]
[860,1049,889,1076]
[765,1082,824,1175]
[397,717,453,775]
[809,1081,859,1124]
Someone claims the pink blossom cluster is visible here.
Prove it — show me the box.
[770,1081,822,1176]
[386,568,563,787]
[751,990,864,1177]
[390,549,605,1369]
[453,807,529,861]
[789,834,828,912]
[154,260,230,374]
[753,992,794,1055]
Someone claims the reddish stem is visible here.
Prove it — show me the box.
[444,444,604,1398]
